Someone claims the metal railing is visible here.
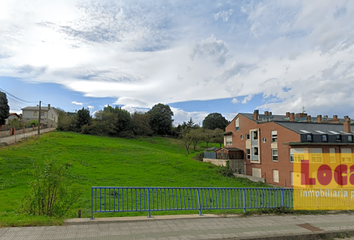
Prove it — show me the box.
[91,187,293,219]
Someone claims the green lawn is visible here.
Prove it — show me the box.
[0,131,265,226]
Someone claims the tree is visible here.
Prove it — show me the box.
[212,128,224,147]
[76,108,91,132]
[0,91,10,129]
[180,128,193,154]
[148,103,174,135]
[190,128,203,151]
[202,113,229,130]
[115,108,131,136]
[131,112,153,136]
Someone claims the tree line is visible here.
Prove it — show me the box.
[57,103,230,153]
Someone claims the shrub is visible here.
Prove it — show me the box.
[28,120,38,127]
[20,160,83,217]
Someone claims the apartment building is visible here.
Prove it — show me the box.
[224,110,354,187]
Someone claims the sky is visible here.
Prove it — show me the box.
[1,0,354,126]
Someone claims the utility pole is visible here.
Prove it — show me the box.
[38,101,41,139]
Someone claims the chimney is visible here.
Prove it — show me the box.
[307,115,311,122]
[269,112,272,116]
[48,104,51,110]
[317,115,322,123]
[253,110,259,120]
[264,111,269,116]
[333,115,338,120]
[344,116,351,133]
[324,115,328,119]
[286,112,290,117]
[290,113,295,122]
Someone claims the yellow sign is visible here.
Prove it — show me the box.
[293,153,354,210]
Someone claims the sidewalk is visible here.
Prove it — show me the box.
[1,213,354,240]
[0,128,56,145]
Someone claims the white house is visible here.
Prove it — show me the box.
[22,104,59,128]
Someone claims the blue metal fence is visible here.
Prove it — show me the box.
[91,187,293,220]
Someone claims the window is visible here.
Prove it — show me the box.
[33,111,37,116]
[235,118,239,131]
[240,135,243,140]
[225,136,232,146]
[253,147,258,156]
[272,149,278,161]
[330,148,336,163]
[252,131,258,140]
[252,168,261,178]
[41,112,45,117]
[341,148,352,163]
[290,172,294,186]
[273,170,279,183]
[246,134,250,139]
[306,134,313,142]
[271,131,277,142]
[246,149,250,159]
[321,134,328,142]
[336,135,342,142]
[290,148,305,163]
[309,148,323,163]
[262,137,267,143]
[348,135,353,142]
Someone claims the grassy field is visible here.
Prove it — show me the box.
[0,131,266,227]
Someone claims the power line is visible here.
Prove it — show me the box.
[0,87,37,104]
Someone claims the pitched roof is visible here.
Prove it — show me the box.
[275,121,354,135]
[22,106,50,111]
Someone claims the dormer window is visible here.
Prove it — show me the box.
[306,134,313,142]
[348,135,353,142]
[321,134,328,142]
[336,135,342,142]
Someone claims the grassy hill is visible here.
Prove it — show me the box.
[0,131,264,226]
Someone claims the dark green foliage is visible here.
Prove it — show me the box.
[202,113,229,130]
[0,91,10,126]
[28,120,38,127]
[21,160,83,217]
[76,108,91,131]
[115,108,131,136]
[131,112,153,136]
[217,166,234,177]
[148,103,174,135]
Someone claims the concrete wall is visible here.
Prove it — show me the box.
[233,173,266,183]
[203,158,227,167]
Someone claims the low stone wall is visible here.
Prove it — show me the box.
[0,127,39,138]
[203,158,227,167]
[233,173,266,183]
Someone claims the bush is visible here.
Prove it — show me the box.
[192,152,204,161]
[217,166,234,177]
[28,120,38,127]
[20,160,83,217]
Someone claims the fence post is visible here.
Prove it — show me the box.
[147,188,151,218]
[243,189,246,213]
[197,188,202,216]
[281,189,284,207]
[90,187,94,220]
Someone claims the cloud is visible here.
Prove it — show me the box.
[242,95,253,104]
[231,98,239,104]
[71,101,83,106]
[1,0,354,119]
[87,105,94,109]
[191,35,229,65]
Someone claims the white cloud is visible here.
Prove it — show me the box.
[71,101,83,106]
[87,105,94,109]
[231,98,239,104]
[242,95,253,104]
[170,107,208,126]
[1,0,354,118]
